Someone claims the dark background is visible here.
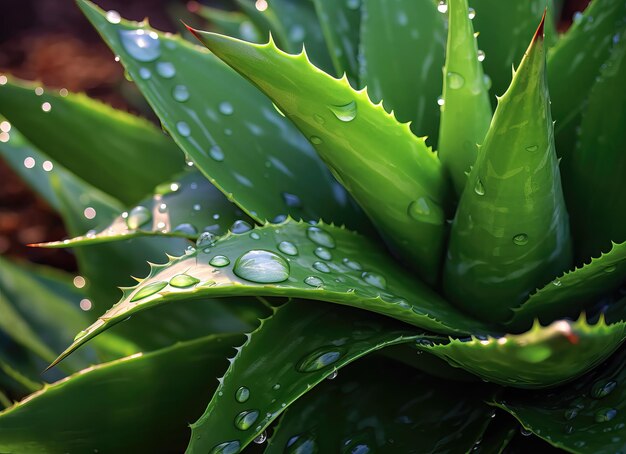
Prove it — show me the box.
[0,0,590,270]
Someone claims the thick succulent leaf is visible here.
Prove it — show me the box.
[313,0,361,83]
[438,0,492,196]
[508,241,626,329]
[0,334,240,453]
[50,219,492,369]
[417,317,626,388]
[443,17,572,323]
[190,28,449,284]
[235,0,333,73]
[187,302,433,452]
[266,356,494,453]
[564,28,626,262]
[190,2,262,43]
[470,0,557,100]
[36,169,248,247]
[0,77,183,205]
[495,344,626,453]
[359,0,445,141]
[548,0,626,163]
[78,1,364,231]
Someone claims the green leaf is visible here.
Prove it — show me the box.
[36,169,248,248]
[78,1,365,231]
[470,0,557,100]
[187,302,431,453]
[548,0,626,163]
[417,317,626,388]
[438,0,492,196]
[473,411,519,454]
[495,345,626,453]
[563,28,626,262]
[443,16,572,323]
[191,3,262,42]
[50,219,492,369]
[359,0,445,141]
[508,241,626,329]
[189,27,449,284]
[0,77,183,206]
[266,356,495,453]
[313,0,361,83]
[0,334,240,453]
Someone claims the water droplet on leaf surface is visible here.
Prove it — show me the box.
[235,386,250,403]
[119,29,161,62]
[297,347,343,372]
[210,255,230,267]
[234,409,259,430]
[233,250,290,283]
[130,281,167,302]
[329,101,357,122]
[306,226,335,248]
[278,241,298,256]
[126,206,151,229]
[447,72,465,89]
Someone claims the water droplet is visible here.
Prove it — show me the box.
[156,61,176,78]
[447,72,465,89]
[138,67,151,80]
[210,255,230,267]
[126,206,151,229]
[362,271,386,289]
[235,386,250,403]
[306,226,335,248]
[553,279,562,287]
[407,197,444,225]
[526,145,538,152]
[310,136,323,145]
[304,276,324,287]
[172,223,197,236]
[329,101,357,122]
[477,50,486,62]
[234,409,259,430]
[564,407,579,420]
[286,434,317,453]
[106,10,121,24]
[474,179,485,196]
[130,281,167,302]
[520,428,532,436]
[314,247,332,261]
[604,265,617,273]
[342,258,362,271]
[250,232,260,240]
[233,250,290,283]
[172,84,190,102]
[313,261,331,273]
[314,114,325,124]
[297,347,343,372]
[231,220,252,234]
[282,192,302,208]
[437,96,445,107]
[253,431,267,444]
[592,380,617,399]
[73,329,88,341]
[197,232,217,249]
[119,29,161,62]
[513,233,528,246]
[169,274,200,288]
[437,1,448,13]
[176,121,191,137]
[327,369,338,380]
[595,408,618,423]
[185,245,196,255]
[278,241,298,256]
[210,145,224,162]
[219,101,234,115]
[468,7,476,19]
[210,440,240,454]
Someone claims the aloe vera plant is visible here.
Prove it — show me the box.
[0,0,625,451]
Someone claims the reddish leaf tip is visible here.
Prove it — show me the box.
[532,9,547,43]
[182,21,202,42]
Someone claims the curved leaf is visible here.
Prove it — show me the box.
[508,241,626,329]
[187,302,431,452]
[359,0,445,141]
[495,345,626,454]
[443,16,572,323]
[189,27,449,284]
[438,0,492,196]
[0,334,240,453]
[50,219,492,369]
[0,77,183,205]
[266,356,495,454]
[417,317,626,388]
[564,28,626,261]
[190,3,262,43]
[36,170,248,248]
[78,1,364,230]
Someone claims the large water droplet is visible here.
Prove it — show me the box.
[197,232,217,248]
[234,409,259,430]
[130,281,167,302]
[210,255,230,267]
[304,276,324,287]
[313,261,331,273]
[210,440,240,454]
[253,431,267,444]
[231,220,252,234]
[468,7,476,19]
[173,223,198,235]
[477,50,486,62]
[342,258,362,271]
[219,101,234,115]
[407,197,443,225]
[119,29,161,62]
[314,247,332,261]
[306,226,335,248]
[106,10,121,24]
[437,1,448,13]
[126,206,151,229]
[362,271,386,289]
[278,241,298,256]
[297,347,343,372]
[210,145,224,162]
[177,121,191,137]
[474,179,485,196]
[169,274,200,288]
[447,72,465,89]
[595,408,618,423]
[235,386,250,403]
[282,192,302,208]
[513,233,528,246]
[138,67,151,80]
[233,250,290,283]
[172,85,190,102]
[329,101,357,122]
[591,380,617,399]
[156,61,176,78]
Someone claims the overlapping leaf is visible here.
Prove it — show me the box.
[190,2,262,43]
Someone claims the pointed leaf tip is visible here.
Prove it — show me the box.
[532,9,547,43]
